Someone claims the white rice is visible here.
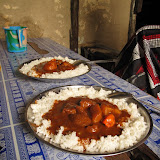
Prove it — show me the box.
[19,56,89,79]
[28,86,148,153]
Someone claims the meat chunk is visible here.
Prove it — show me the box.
[62,102,77,114]
[113,108,121,116]
[64,102,77,108]
[60,61,75,71]
[70,113,91,127]
[101,103,113,115]
[101,102,121,116]
[90,104,102,123]
[80,98,96,109]
[76,105,85,113]
[43,59,57,71]
[62,61,73,67]
[62,107,76,114]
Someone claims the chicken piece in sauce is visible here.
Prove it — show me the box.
[70,113,92,127]
[90,104,102,123]
[80,98,96,109]
[101,102,121,116]
[62,107,76,114]
[43,59,57,71]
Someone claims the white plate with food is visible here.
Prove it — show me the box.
[25,85,152,156]
[18,56,91,82]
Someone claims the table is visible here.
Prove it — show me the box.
[0,38,160,160]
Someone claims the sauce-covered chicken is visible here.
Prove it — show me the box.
[43,97,130,141]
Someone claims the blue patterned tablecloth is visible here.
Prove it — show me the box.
[0,38,160,160]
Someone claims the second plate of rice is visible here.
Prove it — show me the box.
[18,56,91,82]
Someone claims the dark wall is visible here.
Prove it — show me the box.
[136,0,160,30]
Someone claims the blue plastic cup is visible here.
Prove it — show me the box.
[3,26,28,52]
